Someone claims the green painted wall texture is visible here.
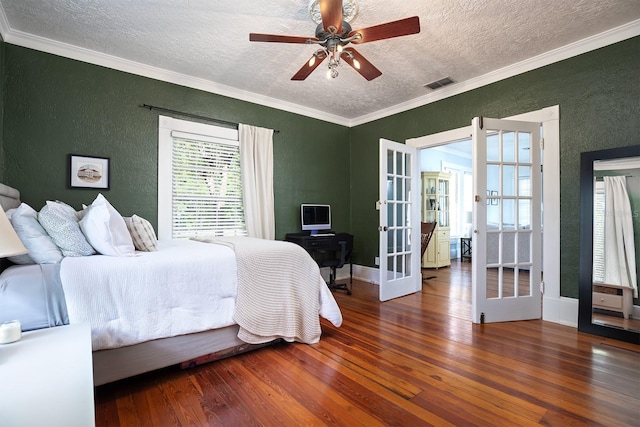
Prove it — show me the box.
[2,45,350,240]
[350,37,639,298]
[0,34,5,182]
[1,37,638,301]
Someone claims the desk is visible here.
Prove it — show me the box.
[285,232,337,253]
[285,232,353,292]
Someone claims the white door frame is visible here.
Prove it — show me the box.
[407,105,575,326]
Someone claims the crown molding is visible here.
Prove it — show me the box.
[0,1,10,40]
[348,19,640,127]
[0,2,637,129]
[0,16,350,127]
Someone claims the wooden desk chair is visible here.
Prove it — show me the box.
[421,221,437,281]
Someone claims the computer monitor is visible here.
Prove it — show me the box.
[301,204,331,234]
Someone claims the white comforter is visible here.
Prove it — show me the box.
[61,239,238,350]
[61,238,343,351]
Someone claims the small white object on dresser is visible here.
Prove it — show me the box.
[0,323,95,427]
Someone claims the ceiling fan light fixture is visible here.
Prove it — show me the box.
[250,1,419,81]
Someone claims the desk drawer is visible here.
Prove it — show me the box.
[306,239,331,248]
[593,292,622,310]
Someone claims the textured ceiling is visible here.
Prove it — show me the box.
[0,0,639,125]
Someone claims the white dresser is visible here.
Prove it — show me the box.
[0,323,95,427]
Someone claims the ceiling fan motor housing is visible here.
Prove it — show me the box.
[315,22,352,45]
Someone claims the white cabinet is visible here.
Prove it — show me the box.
[422,172,451,268]
[593,283,633,319]
[0,324,95,427]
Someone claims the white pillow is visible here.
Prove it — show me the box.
[6,203,63,264]
[79,194,135,256]
[123,215,158,252]
[38,200,96,257]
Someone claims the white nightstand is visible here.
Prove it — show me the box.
[0,323,95,427]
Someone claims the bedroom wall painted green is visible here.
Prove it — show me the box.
[1,45,351,240]
[350,37,640,298]
[0,34,5,182]
[1,37,638,300]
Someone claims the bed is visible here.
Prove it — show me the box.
[0,183,342,385]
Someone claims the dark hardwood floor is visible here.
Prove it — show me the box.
[95,260,640,426]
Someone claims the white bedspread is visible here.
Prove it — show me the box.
[197,237,343,344]
[60,239,237,350]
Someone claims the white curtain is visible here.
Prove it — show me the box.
[603,176,637,297]
[239,124,275,240]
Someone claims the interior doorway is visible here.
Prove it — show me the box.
[420,140,473,261]
[420,140,473,316]
[407,106,564,325]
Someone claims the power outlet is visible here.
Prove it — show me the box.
[374,256,380,265]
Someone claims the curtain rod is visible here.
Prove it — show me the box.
[595,175,633,180]
[141,104,279,133]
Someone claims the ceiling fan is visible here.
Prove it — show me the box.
[249,0,420,81]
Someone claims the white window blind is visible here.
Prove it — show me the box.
[593,181,605,282]
[170,133,247,238]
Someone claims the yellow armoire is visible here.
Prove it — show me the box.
[421,172,451,268]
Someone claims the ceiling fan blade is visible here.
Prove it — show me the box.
[342,48,382,81]
[249,33,315,44]
[319,0,343,33]
[350,16,420,44]
[291,54,326,80]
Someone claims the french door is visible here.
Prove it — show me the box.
[378,138,421,301]
[471,117,542,323]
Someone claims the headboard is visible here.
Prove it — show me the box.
[0,183,20,211]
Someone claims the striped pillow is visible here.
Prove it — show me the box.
[123,215,157,252]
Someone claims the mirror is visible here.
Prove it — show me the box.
[578,145,640,344]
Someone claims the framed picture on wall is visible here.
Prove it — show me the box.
[68,154,110,190]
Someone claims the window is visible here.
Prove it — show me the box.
[442,162,472,237]
[158,116,246,239]
[592,181,605,282]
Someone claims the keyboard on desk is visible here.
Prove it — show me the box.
[311,233,335,237]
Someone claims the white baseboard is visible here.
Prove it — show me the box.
[543,296,579,327]
[332,264,379,284]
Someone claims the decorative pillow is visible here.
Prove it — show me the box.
[38,200,96,257]
[6,203,63,264]
[79,194,135,256]
[123,214,158,252]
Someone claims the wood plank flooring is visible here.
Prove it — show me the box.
[94,260,640,426]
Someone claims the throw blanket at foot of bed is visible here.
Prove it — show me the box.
[195,236,343,344]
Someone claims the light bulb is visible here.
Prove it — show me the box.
[326,66,339,79]
[353,59,360,69]
[337,45,343,53]
[309,56,315,67]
